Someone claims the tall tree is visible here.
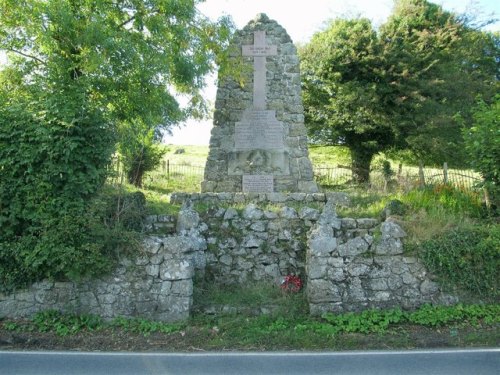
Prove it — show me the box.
[300,0,498,183]
[379,0,498,166]
[0,0,232,288]
[300,18,390,183]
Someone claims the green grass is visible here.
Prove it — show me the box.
[308,145,351,166]
[103,181,179,216]
[144,170,203,195]
[397,185,485,245]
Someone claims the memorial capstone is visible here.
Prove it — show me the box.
[202,13,318,193]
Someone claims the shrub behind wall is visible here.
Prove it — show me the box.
[420,225,499,297]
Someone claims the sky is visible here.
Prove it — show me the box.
[164,0,500,146]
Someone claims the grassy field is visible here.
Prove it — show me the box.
[139,144,482,203]
[160,144,351,167]
[162,144,209,166]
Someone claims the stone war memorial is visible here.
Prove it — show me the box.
[202,13,318,193]
[0,14,459,323]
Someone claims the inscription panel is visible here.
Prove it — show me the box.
[242,175,274,193]
[242,45,277,56]
[234,109,284,150]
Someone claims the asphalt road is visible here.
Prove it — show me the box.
[1,349,499,375]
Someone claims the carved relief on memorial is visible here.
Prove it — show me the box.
[228,150,289,175]
[247,150,266,170]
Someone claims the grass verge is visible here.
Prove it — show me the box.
[1,303,498,351]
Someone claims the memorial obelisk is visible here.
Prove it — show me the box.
[202,13,317,193]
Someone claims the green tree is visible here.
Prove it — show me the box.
[300,0,498,183]
[463,95,500,206]
[380,0,498,166]
[300,18,390,183]
[0,0,232,289]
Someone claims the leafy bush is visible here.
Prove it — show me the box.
[0,83,116,291]
[420,225,499,297]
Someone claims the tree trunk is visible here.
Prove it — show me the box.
[127,154,145,188]
[127,166,144,188]
[350,147,374,184]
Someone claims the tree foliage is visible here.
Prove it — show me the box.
[0,0,232,289]
[379,0,498,165]
[463,95,500,205]
[300,18,391,183]
[300,0,499,183]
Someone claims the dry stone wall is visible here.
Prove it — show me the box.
[1,193,458,321]
[171,193,350,286]
[307,201,457,314]
[0,221,199,322]
[202,203,311,284]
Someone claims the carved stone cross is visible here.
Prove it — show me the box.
[242,30,277,110]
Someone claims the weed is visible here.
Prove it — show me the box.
[192,281,308,317]
[111,317,184,337]
[31,310,104,336]
[3,321,20,331]
[407,304,500,327]
[319,304,500,335]
[308,145,351,166]
[321,308,405,334]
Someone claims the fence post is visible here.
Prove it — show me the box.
[418,161,425,187]
[443,162,448,184]
[115,157,121,184]
[484,187,491,209]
